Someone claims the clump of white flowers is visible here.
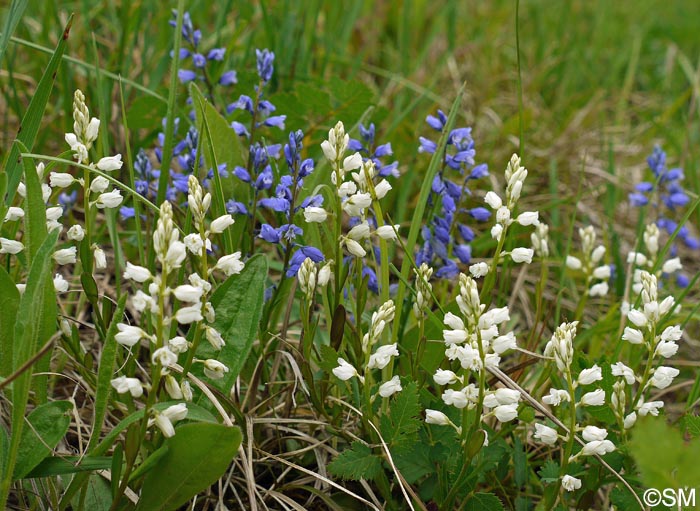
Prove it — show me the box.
[565,226,610,297]
[538,321,615,493]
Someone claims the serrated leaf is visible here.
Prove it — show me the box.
[393,441,433,484]
[13,400,72,479]
[318,344,340,374]
[538,459,560,483]
[328,442,382,481]
[135,423,242,511]
[463,492,505,511]
[383,381,421,448]
[683,414,700,438]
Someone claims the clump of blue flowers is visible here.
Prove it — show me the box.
[416,110,490,278]
[629,145,698,287]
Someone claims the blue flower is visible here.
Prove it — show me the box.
[256,49,275,83]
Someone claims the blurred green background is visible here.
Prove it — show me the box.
[3,0,700,220]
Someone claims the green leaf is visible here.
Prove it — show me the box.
[463,492,505,511]
[13,400,72,479]
[0,267,19,376]
[88,295,128,451]
[3,16,73,206]
[25,456,113,478]
[135,423,242,511]
[318,344,340,374]
[380,381,421,449]
[682,414,700,438]
[538,459,560,484]
[70,474,112,511]
[629,416,700,488]
[200,254,267,389]
[328,442,382,481]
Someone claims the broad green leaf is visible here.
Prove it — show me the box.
[135,423,241,511]
[629,416,700,488]
[0,267,19,376]
[13,401,72,479]
[3,16,73,206]
[70,474,112,511]
[25,456,113,478]
[463,492,505,511]
[328,442,382,481]
[199,254,267,390]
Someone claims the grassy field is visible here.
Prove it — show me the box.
[2,1,700,510]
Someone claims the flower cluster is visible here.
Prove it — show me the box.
[171,11,237,87]
[427,273,521,432]
[625,222,685,292]
[565,226,611,297]
[616,270,681,424]
[348,122,399,179]
[332,300,401,398]
[537,322,615,493]
[416,111,490,278]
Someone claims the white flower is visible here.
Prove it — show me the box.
[588,282,608,297]
[442,389,469,409]
[342,152,363,171]
[367,343,399,370]
[90,176,109,193]
[542,388,570,406]
[581,425,608,442]
[636,401,663,417]
[304,207,328,223]
[337,181,357,198]
[53,247,77,265]
[516,211,539,226]
[534,423,558,445]
[151,346,178,368]
[94,247,107,269]
[591,245,606,263]
[484,191,502,209]
[655,340,678,358]
[210,214,235,233]
[622,326,644,344]
[577,365,602,385]
[494,404,518,422]
[378,376,402,398]
[493,388,521,405]
[53,274,69,293]
[661,325,682,342]
[164,375,183,400]
[425,409,451,426]
[95,189,123,209]
[592,265,611,279]
[650,366,679,389]
[168,336,189,354]
[86,117,101,143]
[342,192,372,216]
[469,262,489,278]
[344,238,366,258]
[490,224,503,239]
[115,323,148,347]
[375,225,399,241]
[443,328,468,345]
[184,233,206,255]
[433,369,459,386]
[658,296,676,316]
[110,376,143,398]
[627,251,648,266]
[479,306,510,328]
[123,262,152,282]
[173,284,204,303]
[623,412,637,428]
[373,180,392,199]
[566,256,582,270]
[164,241,186,269]
[611,362,635,384]
[580,389,606,406]
[3,207,24,222]
[152,403,188,438]
[96,154,123,171]
[16,283,26,294]
[492,332,517,354]
[0,238,24,254]
[662,257,682,273]
[49,172,75,188]
[627,309,648,329]
[332,358,359,381]
[203,359,229,379]
[561,475,581,492]
[205,326,225,350]
[496,206,510,224]
[580,439,615,457]
[175,304,204,324]
[67,224,85,241]
[215,252,245,276]
[348,221,371,240]
[510,247,533,264]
